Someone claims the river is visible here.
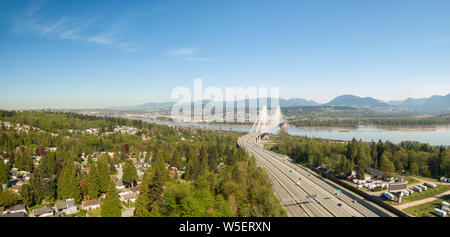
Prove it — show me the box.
[135,118,450,146]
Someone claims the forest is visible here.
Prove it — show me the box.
[0,111,286,217]
[288,115,450,128]
[270,134,450,180]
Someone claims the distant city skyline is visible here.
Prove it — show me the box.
[1,0,450,110]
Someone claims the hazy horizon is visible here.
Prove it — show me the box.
[1,92,449,111]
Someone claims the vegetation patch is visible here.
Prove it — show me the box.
[404,195,450,217]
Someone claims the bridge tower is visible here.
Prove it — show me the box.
[251,104,287,135]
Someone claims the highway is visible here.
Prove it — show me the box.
[238,133,397,217]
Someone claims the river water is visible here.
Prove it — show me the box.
[137,118,450,146]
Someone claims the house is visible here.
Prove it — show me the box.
[169,169,178,179]
[119,188,132,197]
[115,180,126,190]
[24,173,32,181]
[137,167,146,177]
[134,162,148,169]
[54,199,78,215]
[366,167,386,180]
[120,192,137,203]
[11,185,21,193]
[82,199,102,211]
[48,147,58,152]
[32,206,54,217]
[8,204,27,215]
[130,187,139,194]
[1,212,27,217]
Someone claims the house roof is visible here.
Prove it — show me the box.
[122,192,137,200]
[55,200,76,210]
[1,212,27,217]
[366,167,385,177]
[9,204,26,211]
[82,199,102,207]
[33,206,54,216]
[11,185,21,189]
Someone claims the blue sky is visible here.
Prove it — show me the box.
[1,0,450,109]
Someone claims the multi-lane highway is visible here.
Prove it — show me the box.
[238,133,397,217]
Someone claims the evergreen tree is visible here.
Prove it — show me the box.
[19,184,34,207]
[440,150,450,177]
[149,201,161,217]
[0,189,20,208]
[97,155,110,193]
[379,151,395,178]
[31,168,56,204]
[135,178,151,217]
[122,159,138,187]
[0,160,8,185]
[100,179,122,217]
[80,174,88,198]
[208,146,219,173]
[135,156,165,216]
[57,161,82,203]
[87,163,99,198]
[169,149,182,169]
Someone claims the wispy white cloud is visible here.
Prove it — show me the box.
[10,2,139,52]
[168,48,217,62]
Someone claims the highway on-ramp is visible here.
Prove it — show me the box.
[238,133,397,217]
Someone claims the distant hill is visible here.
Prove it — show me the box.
[387,94,450,113]
[108,94,450,114]
[323,94,395,112]
[280,98,319,107]
[326,95,387,107]
[109,97,318,111]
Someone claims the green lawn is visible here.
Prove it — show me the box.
[87,208,101,217]
[65,210,85,217]
[402,176,419,185]
[411,175,440,183]
[384,185,450,205]
[404,195,450,217]
[403,185,450,202]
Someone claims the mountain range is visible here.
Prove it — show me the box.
[109,94,450,114]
